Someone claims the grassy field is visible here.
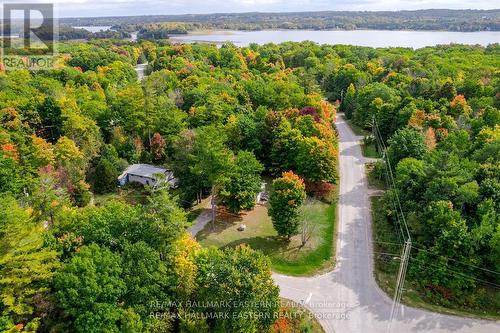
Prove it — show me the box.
[197,198,336,276]
[273,298,325,333]
[361,142,380,158]
[371,196,500,320]
[93,185,150,206]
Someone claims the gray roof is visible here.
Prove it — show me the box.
[119,164,169,179]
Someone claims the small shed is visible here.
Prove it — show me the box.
[118,164,178,189]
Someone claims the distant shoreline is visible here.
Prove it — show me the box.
[60,8,500,33]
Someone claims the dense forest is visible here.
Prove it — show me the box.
[58,27,132,41]
[0,35,499,331]
[0,39,338,332]
[60,9,500,33]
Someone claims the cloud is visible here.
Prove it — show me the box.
[2,0,498,17]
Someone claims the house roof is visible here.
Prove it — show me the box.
[118,164,169,179]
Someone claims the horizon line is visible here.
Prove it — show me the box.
[56,8,500,20]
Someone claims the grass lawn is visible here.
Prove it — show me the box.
[197,198,336,276]
[274,298,325,333]
[93,185,150,206]
[361,142,381,158]
[371,196,500,320]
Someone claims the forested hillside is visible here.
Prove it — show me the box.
[60,9,500,32]
[0,38,499,331]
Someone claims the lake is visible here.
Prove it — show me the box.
[170,30,500,48]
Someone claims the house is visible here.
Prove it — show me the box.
[117,164,178,189]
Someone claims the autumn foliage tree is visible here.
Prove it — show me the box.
[269,171,307,240]
[150,132,166,162]
[296,136,337,184]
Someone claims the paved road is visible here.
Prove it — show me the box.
[273,114,500,333]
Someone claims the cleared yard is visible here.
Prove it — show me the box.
[92,185,150,206]
[197,198,336,276]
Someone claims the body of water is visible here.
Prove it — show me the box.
[73,26,112,33]
[170,29,500,48]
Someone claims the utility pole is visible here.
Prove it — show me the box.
[386,239,411,333]
[372,117,412,333]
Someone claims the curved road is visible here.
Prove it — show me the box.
[273,114,500,333]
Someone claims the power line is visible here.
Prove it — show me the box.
[411,245,500,277]
[373,250,403,257]
[371,240,404,246]
[372,118,412,333]
[372,124,407,244]
[370,118,500,329]
[409,256,500,290]
[387,240,411,333]
[373,119,410,241]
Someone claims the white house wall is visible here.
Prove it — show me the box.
[128,174,157,187]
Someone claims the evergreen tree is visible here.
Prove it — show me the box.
[92,158,119,194]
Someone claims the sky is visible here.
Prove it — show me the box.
[2,0,499,18]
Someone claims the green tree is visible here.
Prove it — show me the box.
[473,199,500,273]
[410,201,475,292]
[0,154,24,195]
[340,83,357,119]
[121,242,170,317]
[269,171,307,239]
[354,82,400,128]
[269,118,303,175]
[193,245,279,333]
[220,151,263,213]
[29,168,70,225]
[323,64,367,101]
[190,126,234,225]
[144,190,188,248]
[387,127,426,167]
[92,158,119,194]
[395,157,427,207]
[37,96,63,143]
[108,84,146,136]
[62,112,103,166]
[54,244,130,333]
[0,197,60,331]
